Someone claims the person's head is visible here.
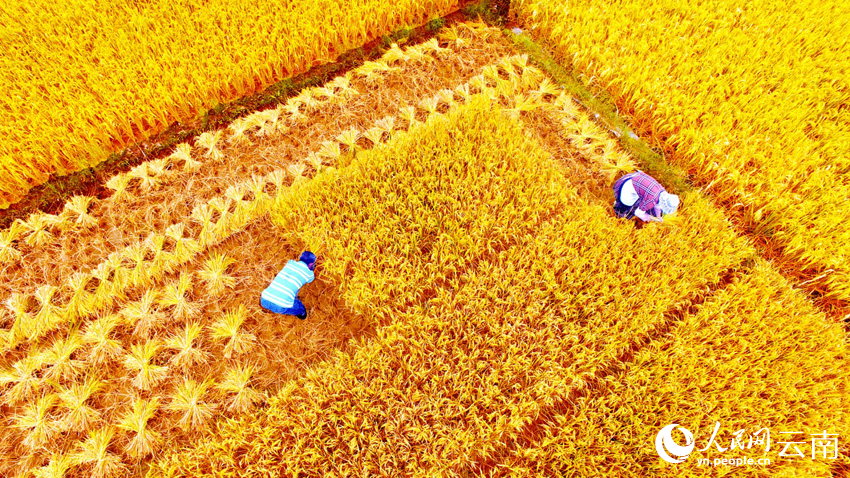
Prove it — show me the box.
[659,192,680,216]
[300,251,317,271]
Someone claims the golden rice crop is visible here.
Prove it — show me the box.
[150,95,753,477]
[514,0,850,304]
[0,0,459,208]
[498,259,850,477]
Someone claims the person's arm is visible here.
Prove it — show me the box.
[634,208,662,223]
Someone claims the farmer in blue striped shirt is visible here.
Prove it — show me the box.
[260,251,316,320]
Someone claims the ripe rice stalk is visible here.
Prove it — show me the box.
[124,243,152,290]
[171,142,202,172]
[166,322,210,371]
[209,305,256,359]
[13,393,58,450]
[116,397,162,458]
[317,140,342,162]
[32,285,63,340]
[190,203,217,248]
[71,426,127,478]
[363,127,384,146]
[167,378,216,432]
[23,212,61,247]
[197,253,237,297]
[145,233,177,278]
[127,163,160,192]
[438,25,470,48]
[165,223,200,264]
[216,363,265,413]
[123,340,168,391]
[383,43,408,64]
[63,271,95,322]
[399,106,418,127]
[336,128,360,154]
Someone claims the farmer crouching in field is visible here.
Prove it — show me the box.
[260,251,317,320]
[612,171,680,223]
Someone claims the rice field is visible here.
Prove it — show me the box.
[0,3,848,478]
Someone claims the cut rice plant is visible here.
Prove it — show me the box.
[165,322,210,371]
[167,378,216,432]
[209,305,256,359]
[31,453,72,478]
[81,314,123,365]
[24,212,61,247]
[55,376,104,432]
[121,290,165,337]
[158,272,197,321]
[215,364,265,414]
[14,393,58,450]
[195,130,224,162]
[123,340,169,391]
[40,331,84,383]
[105,174,132,201]
[0,219,26,263]
[0,355,44,404]
[116,397,162,458]
[197,253,237,297]
[71,426,127,478]
[61,195,98,230]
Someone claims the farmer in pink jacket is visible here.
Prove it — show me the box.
[612,171,680,223]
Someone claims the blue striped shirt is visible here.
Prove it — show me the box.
[261,260,315,308]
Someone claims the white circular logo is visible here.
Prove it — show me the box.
[655,424,696,464]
